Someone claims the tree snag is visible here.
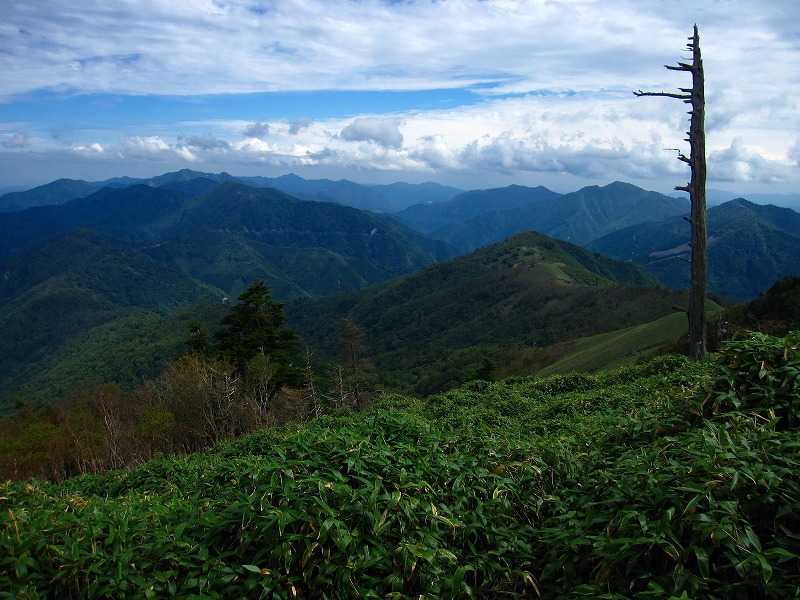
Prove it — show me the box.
[635,24,707,361]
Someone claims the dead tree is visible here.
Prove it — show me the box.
[635,24,707,361]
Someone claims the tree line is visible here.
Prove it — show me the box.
[0,280,371,482]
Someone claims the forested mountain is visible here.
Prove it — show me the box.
[289,231,689,395]
[2,170,797,408]
[394,184,562,233]
[0,179,459,408]
[141,230,388,301]
[0,179,104,213]
[0,231,223,406]
[175,181,456,275]
[0,180,456,282]
[422,181,689,252]
[0,184,191,256]
[589,198,800,301]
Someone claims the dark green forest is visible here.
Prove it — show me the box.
[1,173,799,597]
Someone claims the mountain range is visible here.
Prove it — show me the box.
[589,198,800,301]
[0,170,798,407]
[288,231,689,395]
[0,169,463,215]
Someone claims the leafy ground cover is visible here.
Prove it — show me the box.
[1,332,798,598]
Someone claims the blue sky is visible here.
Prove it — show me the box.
[1,0,799,195]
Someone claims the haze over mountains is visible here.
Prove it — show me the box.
[0,169,798,406]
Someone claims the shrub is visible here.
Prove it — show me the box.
[698,331,800,428]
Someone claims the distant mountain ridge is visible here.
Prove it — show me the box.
[589,198,800,301]
[0,169,462,214]
[1,168,797,407]
[0,180,457,284]
[419,181,689,252]
[393,184,562,234]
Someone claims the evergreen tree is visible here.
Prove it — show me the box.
[214,280,302,389]
[186,318,213,356]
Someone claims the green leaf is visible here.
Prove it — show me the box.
[693,546,709,580]
[242,564,263,573]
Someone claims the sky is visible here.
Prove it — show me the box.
[1,0,799,196]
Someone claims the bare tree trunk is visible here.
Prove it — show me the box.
[304,348,324,419]
[635,25,707,360]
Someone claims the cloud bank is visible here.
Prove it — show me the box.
[1,0,798,193]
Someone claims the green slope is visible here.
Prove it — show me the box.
[533,310,717,376]
[3,332,798,598]
[289,231,687,394]
[0,231,224,409]
[429,181,688,252]
[142,230,388,300]
[589,198,800,300]
[17,303,229,404]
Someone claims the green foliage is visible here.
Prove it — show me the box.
[2,327,800,596]
[724,275,800,337]
[697,330,800,426]
[210,280,303,393]
[0,413,543,598]
[290,231,688,395]
[0,231,224,410]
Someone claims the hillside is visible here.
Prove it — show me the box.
[0,231,224,408]
[176,181,456,276]
[0,179,460,407]
[394,184,561,234]
[141,230,388,301]
[15,303,229,404]
[288,231,689,395]
[0,184,192,256]
[427,181,689,252]
[589,198,800,300]
[724,275,800,336]
[0,178,103,213]
[2,331,798,598]
[0,180,455,289]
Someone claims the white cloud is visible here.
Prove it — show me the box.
[340,117,403,148]
[1,0,791,98]
[1,0,798,193]
[242,120,270,138]
[708,137,797,185]
[289,119,312,135]
[179,134,230,151]
[1,132,29,148]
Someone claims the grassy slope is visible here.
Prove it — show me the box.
[536,300,724,376]
[2,332,799,598]
[536,312,691,375]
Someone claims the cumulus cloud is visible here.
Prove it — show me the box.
[289,119,312,135]
[2,1,798,193]
[407,135,460,170]
[708,137,795,185]
[1,133,29,149]
[242,120,270,138]
[179,134,230,151]
[340,117,403,148]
